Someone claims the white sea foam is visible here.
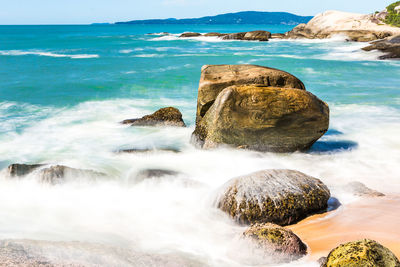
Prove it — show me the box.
[0,50,99,59]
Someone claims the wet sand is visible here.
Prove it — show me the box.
[287,196,400,260]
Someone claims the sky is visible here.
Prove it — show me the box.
[0,0,395,24]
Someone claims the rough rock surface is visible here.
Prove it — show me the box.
[362,35,400,59]
[193,84,329,152]
[122,107,186,127]
[194,64,305,124]
[6,163,44,177]
[222,32,247,40]
[135,169,180,180]
[271,33,285,39]
[243,223,307,263]
[284,10,400,41]
[179,32,202,38]
[204,32,226,37]
[216,169,330,225]
[321,239,400,267]
[243,31,271,41]
[38,165,106,184]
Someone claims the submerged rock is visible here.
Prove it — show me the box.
[362,35,400,59]
[121,107,186,127]
[193,84,329,152]
[216,169,330,225]
[38,165,106,184]
[242,30,271,41]
[179,32,202,38]
[6,163,44,177]
[135,169,181,181]
[321,239,400,267]
[117,148,181,153]
[343,181,385,197]
[243,223,307,263]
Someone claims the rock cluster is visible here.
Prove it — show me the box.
[362,35,400,59]
[192,64,329,152]
[179,31,272,41]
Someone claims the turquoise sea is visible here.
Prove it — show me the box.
[0,25,399,266]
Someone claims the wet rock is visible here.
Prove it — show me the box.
[362,35,400,59]
[6,163,44,177]
[204,32,226,37]
[135,169,181,180]
[222,32,247,40]
[117,148,181,153]
[322,239,400,267]
[243,223,307,263]
[121,107,186,127]
[193,84,329,152]
[38,165,106,184]
[343,181,385,197]
[216,169,330,226]
[242,30,271,41]
[179,32,202,38]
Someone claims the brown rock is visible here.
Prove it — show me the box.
[39,165,106,184]
[242,30,271,41]
[343,181,385,197]
[222,32,247,40]
[243,223,307,263]
[204,32,226,37]
[271,33,285,39]
[195,64,305,124]
[122,107,186,127]
[216,169,330,225]
[362,35,400,59]
[7,163,44,177]
[193,84,329,152]
[179,32,202,38]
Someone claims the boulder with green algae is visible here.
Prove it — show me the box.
[215,169,330,226]
[121,107,186,127]
[243,223,307,263]
[193,84,329,152]
[320,239,400,267]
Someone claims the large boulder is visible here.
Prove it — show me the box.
[193,83,329,152]
[362,35,400,59]
[121,107,186,127]
[243,223,307,263]
[243,31,271,41]
[284,10,400,41]
[320,239,400,267]
[215,169,330,225]
[194,64,305,124]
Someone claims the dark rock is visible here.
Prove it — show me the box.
[242,30,271,41]
[362,35,400,59]
[243,223,307,263]
[117,148,181,153]
[322,239,400,267]
[136,169,180,180]
[7,163,44,177]
[179,32,202,38]
[216,169,330,226]
[38,165,106,184]
[121,107,186,127]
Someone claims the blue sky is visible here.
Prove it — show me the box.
[0,0,395,24]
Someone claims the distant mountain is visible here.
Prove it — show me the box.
[115,11,313,25]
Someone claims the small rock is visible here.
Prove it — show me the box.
[322,239,400,267]
[271,33,285,39]
[117,148,181,153]
[7,163,44,177]
[121,107,186,127]
[136,169,180,180]
[243,223,307,263]
[215,169,330,225]
[242,30,271,41]
[222,32,247,40]
[204,32,226,37]
[179,32,202,38]
[38,165,106,184]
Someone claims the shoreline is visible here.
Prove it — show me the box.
[288,195,400,260]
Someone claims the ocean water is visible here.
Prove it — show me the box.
[0,24,399,266]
